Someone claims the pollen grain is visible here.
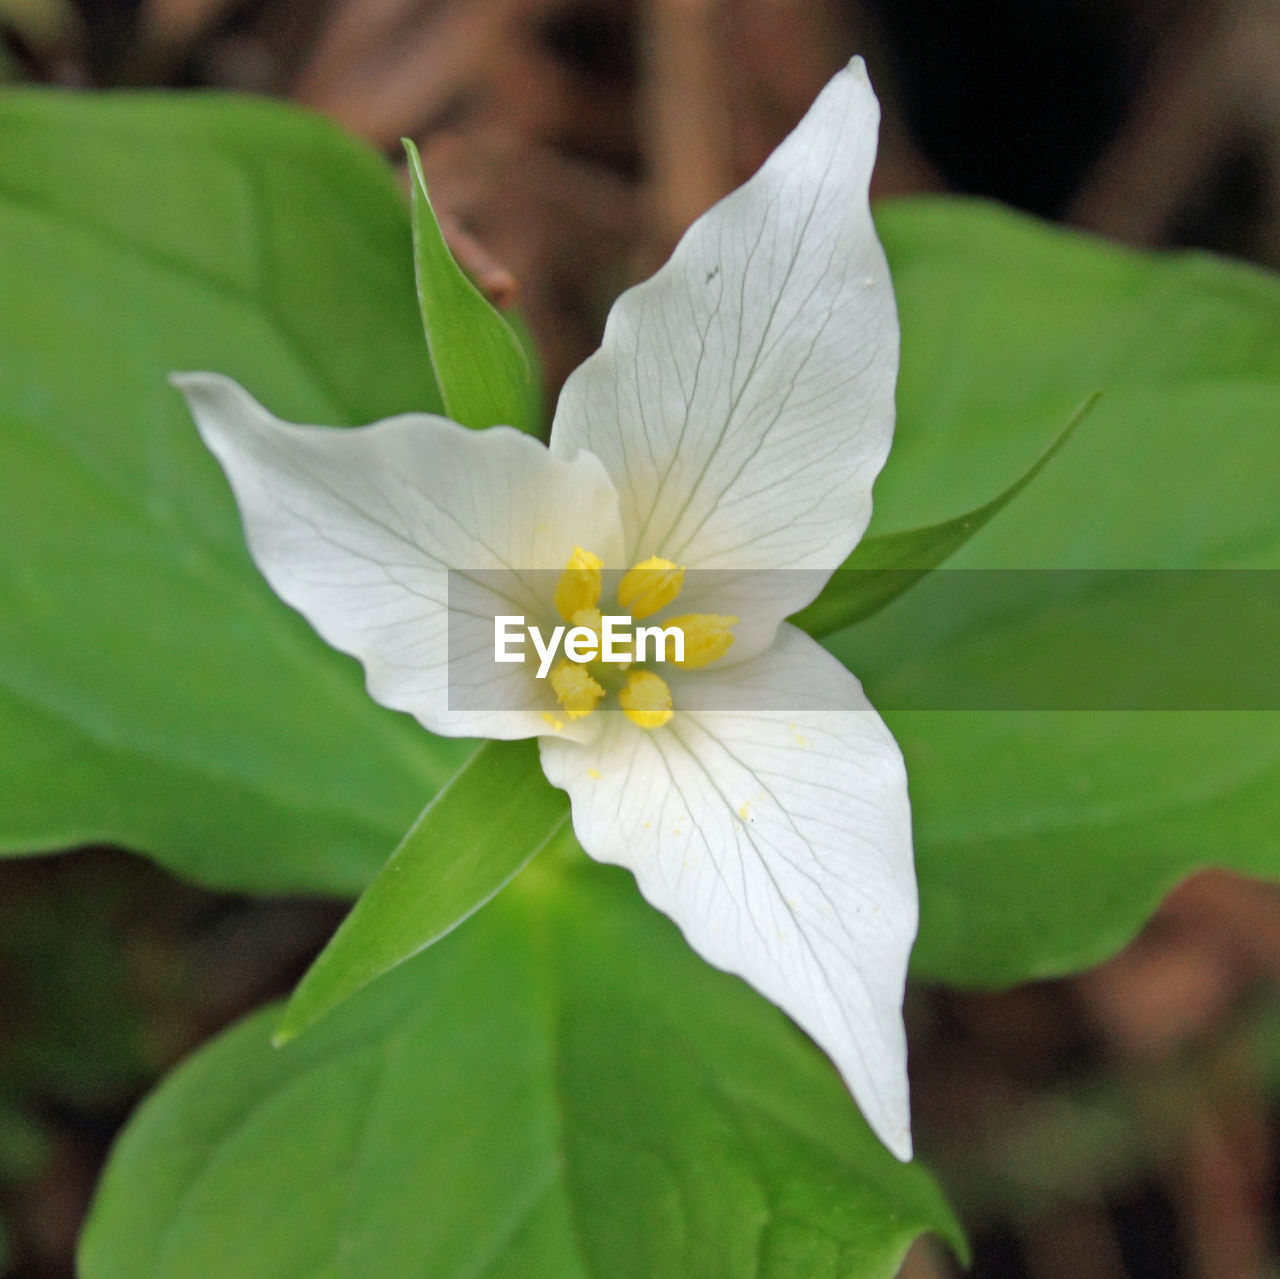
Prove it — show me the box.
[550,659,605,720]
[617,556,684,619]
[619,669,674,729]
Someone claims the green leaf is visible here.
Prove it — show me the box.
[81,847,963,1279]
[0,90,470,891]
[404,138,536,433]
[793,393,1098,637]
[276,739,569,1045]
[838,197,1280,985]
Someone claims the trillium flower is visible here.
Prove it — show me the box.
[177,58,917,1159]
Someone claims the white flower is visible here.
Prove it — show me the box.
[176,59,917,1160]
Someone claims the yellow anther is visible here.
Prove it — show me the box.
[554,547,603,622]
[617,556,684,620]
[666,613,738,668]
[571,606,602,633]
[619,669,674,729]
[550,659,605,720]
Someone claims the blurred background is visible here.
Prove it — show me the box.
[2,1,1280,1275]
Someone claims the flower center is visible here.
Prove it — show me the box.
[547,546,737,729]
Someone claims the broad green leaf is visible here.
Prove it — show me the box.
[81,846,963,1279]
[276,739,569,1045]
[794,393,1098,637]
[834,197,1280,985]
[0,90,470,891]
[404,138,536,433]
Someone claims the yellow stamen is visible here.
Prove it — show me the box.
[571,606,603,633]
[666,613,738,668]
[550,659,605,720]
[617,556,684,620]
[554,546,603,622]
[619,669,674,729]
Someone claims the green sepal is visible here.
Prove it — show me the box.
[274,738,568,1045]
[794,393,1099,638]
[404,137,537,433]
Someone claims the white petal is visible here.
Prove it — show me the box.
[540,624,917,1158]
[549,58,897,632]
[178,373,624,741]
